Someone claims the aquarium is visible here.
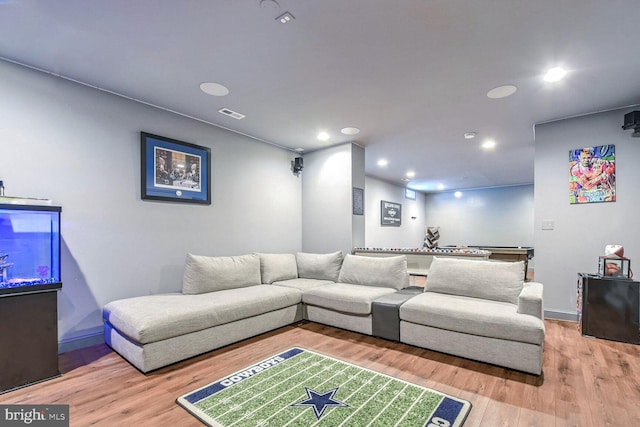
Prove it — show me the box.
[0,204,62,295]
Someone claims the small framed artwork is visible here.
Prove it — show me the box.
[405,188,416,200]
[353,187,364,215]
[381,200,401,226]
[141,132,211,204]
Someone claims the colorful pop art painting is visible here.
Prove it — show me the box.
[569,145,615,204]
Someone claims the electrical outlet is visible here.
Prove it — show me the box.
[541,220,555,230]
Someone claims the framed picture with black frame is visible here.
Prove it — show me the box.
[141,132,211,204]
[381,200,402,226]
[353,187,364,215]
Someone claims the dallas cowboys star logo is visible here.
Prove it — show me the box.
[290,386,350,420]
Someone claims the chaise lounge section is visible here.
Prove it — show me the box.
[103,253,305,372]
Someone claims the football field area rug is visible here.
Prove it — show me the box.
[177,347,471,427]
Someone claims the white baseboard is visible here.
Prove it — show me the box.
[544,310,577,322]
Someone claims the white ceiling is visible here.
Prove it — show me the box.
[1,0,639,192]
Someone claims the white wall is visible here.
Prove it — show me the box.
[423,185,534,247]
[0,60,302,346]
[364,177,427,248]
[351,145,366,249]
[534,107,640,318]
[302,143,364,255]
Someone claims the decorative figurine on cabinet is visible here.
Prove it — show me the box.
[597,245,633,278]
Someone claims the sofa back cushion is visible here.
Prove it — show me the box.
[296,251,343,282]
[425,257,524,304]
[257,253,298,284]
[182,253,262,294]
[338,254,408,290]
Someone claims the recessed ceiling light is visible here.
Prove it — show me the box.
[276,11,295,24]
[482,140,496,149]
[377,159,388,167]
[200,82,229,96]
[454,191,463,198]
[341,127,360,135]
[317,131,330,141]
[437,184,445,190]
[487,85,517,99]
[544,67,567,82]
[464,132,477,139]
[406,171,416,178]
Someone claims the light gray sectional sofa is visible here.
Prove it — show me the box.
[103,251,545,375]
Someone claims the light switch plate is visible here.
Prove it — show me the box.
[541,220,555,230]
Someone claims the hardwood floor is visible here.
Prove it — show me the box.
[1,319,639,426]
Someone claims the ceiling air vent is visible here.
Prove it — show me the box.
[218,108,245,120]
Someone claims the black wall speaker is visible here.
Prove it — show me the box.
[293,157,304,173]
[622,111,640,129]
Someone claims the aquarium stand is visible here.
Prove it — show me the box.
[0,289,61,393]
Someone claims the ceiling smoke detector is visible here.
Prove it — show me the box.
[218,108,245,120]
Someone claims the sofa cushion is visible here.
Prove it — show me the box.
[302,283,397,315]
[182,253,261,294]
[425,257,524,304]
[103,285,302,344]
[296,251,343,282]
[400,292,545,345]
[257,253,298,284]
[338,254,409,290]
[272,278,334,291]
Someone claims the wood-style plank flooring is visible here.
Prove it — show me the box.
[1,319,639,426]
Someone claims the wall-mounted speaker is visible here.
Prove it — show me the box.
[293,157,304,173]
[622,111,640,137]
[623,111,640,129]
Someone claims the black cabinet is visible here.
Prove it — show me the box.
[0,290,61,393]
[577,273,639,344]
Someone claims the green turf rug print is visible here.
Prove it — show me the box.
[177,347,471,426]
